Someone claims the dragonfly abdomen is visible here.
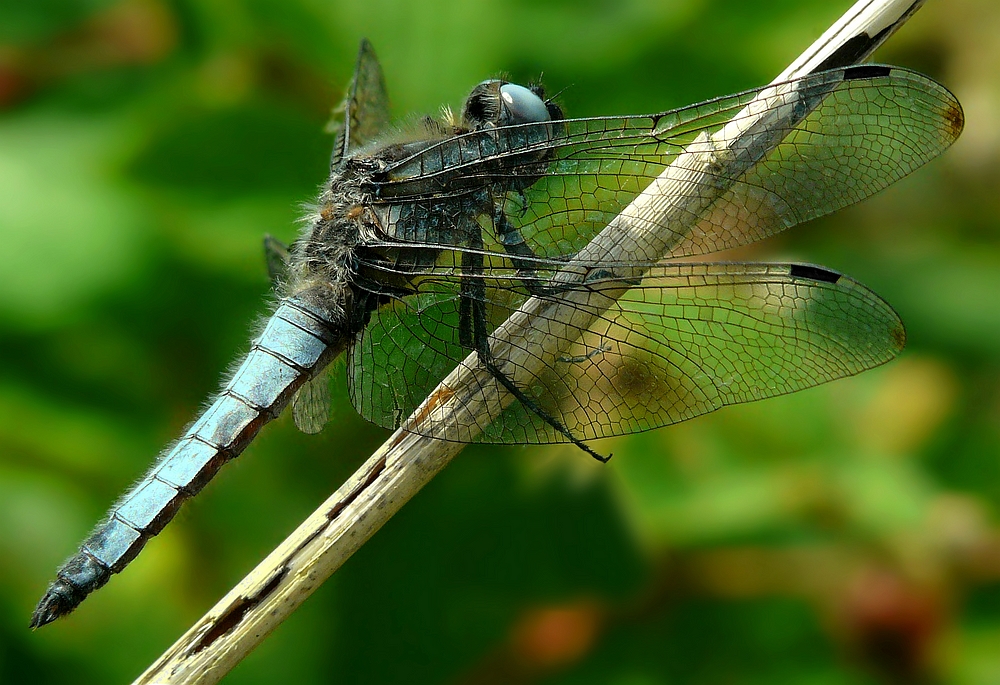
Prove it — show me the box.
[31,298,346,628]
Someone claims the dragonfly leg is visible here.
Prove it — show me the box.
[493,208,557,295]
[493,208,588,299]
[459,242,610,462]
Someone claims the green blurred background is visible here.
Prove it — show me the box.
[1,0,998,683]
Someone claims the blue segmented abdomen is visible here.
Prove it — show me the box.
[31,297,345,627]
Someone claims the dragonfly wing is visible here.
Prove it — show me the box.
[263,234,291,287]
[291,370,332,434]
[347,287,472,433]
[663,66,964,258]
[502,262,904,441]
[347,262,903,443]
[372,66,961,262]
[329,39,391,167]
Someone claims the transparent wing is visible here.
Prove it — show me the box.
[329,38,391,167]
[347,262,905,443]
[263,234,291,286]
[291,370,332,435]
[370,65,962,263]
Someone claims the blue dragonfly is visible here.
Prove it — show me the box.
[32,40,963,627]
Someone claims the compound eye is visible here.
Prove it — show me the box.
[498,83,551,125]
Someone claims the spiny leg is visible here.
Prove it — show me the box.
[458,239,610,462]
[494,206,554,295]
[494,206,643,293]
[492,206,600,300]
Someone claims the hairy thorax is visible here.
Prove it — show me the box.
[285,163,370,325]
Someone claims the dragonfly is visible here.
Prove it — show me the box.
[31,40,963,628]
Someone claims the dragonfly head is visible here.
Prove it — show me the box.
[462,79,563,130]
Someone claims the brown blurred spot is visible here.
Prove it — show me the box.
[0,49,29,107]
[839,567,944,684]
[454,601,603,685]
[0,0,177,109]
[80,0,176,66]
[509,603,602,669]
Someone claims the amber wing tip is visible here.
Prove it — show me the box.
[947,102,966,141]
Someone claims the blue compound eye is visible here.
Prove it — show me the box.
[499,83,551,124]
